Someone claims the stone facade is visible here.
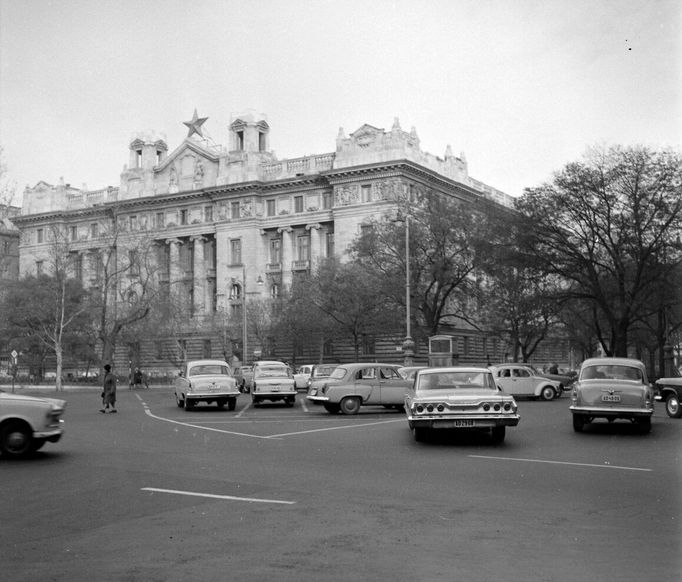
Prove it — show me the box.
[12,111,519,373]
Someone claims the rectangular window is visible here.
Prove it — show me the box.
[37,228,44,243]
[204,206,213,222]
[129,215,138,230]
[231,201,240,219]
[294,196,304,213]
[237,131,244,150]
[270,238,281,263]
[36,260,43,275]
[259,132,266,151]
[70,226,78,241]
[361,184,372,202]
[230,239,242,265]
[128,250,139,275]
[156,212,165,228]
[90,223,99,238]
[266,199,276,216]
[326,231,335,257]
[297,235,310,261]
[180,209,188,225]
[323,191,333,209]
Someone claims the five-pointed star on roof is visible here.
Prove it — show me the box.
[183,109,209,138]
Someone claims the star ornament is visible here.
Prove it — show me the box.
[183,109,209,138]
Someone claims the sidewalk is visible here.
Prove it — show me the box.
[1,383,164,392]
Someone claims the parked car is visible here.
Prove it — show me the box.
[174,359,239,411]
[0,389,66,458]
[654,377,682,418]
[233,365,254,393]
[251,360,296,406]
[398,366,428,381]
[306,363,411,414]
[293,364,314,390]
[305,364,339,403]
[405,367,519,443]
[570,357,654,433]
[524,365,576,392]
[490,364,562,400]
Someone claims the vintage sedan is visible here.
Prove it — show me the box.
[305,364,339,403]
[174,359,239,411]
[655,377,682,418]
[405,367,519,443]
[251,360,296,406]
[293,364,314,390]
[306,363,411,414]
[0,389,66,458]
[570,357,655,433]
[490,364,562,400]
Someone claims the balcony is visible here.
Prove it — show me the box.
[265,263,282,274]
[291,260,310,272]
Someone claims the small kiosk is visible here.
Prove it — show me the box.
[428,335,459,368]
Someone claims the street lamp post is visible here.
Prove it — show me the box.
[241,266,264,366]
[396,213,415,366]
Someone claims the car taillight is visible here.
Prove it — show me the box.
[483,403,491,411]
[493,403,501,411]
[416,405,424,413]
[503,402,512,411]
[436,404,445,412]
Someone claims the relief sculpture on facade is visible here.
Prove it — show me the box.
[334,184,359,206]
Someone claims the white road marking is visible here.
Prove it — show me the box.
[469,455,652,472]
[236,400,252,418]
[268,418,404,438]
[141,407,281,439]
[141,487,295,505]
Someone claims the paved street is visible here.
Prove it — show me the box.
[2,386,681,582]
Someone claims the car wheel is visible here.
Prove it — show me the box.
[339,396,361,415]
[540,386,556,401]
[323,403,340,414]
[572,414,585,432]
[665,393,682,418]
[175,394,184,408]
[413,427,429,442]
[491,426,506,444]
[0,421,33,458]
[216,400,226,409]
[184,398,194,411]
[252,395,259,405]
[636,417,652,434]
[285,397,295,407]
[228,398,237,411]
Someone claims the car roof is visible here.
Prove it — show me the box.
[187,359,230,367]
[254,360,288,366]
[580,357,645,368]
[418,367,491,374]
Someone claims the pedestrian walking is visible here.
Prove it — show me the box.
[132,367,149,390]
[100,364,117,413]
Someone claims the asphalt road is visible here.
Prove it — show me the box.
[2,386,681,582]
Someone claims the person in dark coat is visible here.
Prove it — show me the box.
[100,364,117,413]
[132,367,148,390]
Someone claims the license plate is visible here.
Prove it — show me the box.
[271,385,280,391]
[602,395,621,402]
[453,419,475,427]
[436,419,475,428]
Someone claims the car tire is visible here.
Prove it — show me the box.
[491,426,506,444]
[0,421,33,458]
[228,398,237,411]
[323,403,340,414]
[413,427,429,442]
[339,396,361,415]
[540,386,556,401]
[216,400,226,409]
[665,393,682,418]
[184,398,194,411]
[175,394,184,408]
[572,414,585,432]
[636,417,652,434]
[252,395,259,405]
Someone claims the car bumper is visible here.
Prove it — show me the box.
[306,394,329,403]
[569,405,653,417]
[187,391,239,401]
[406,414,520,429]
[34,424,64,442]
[254,390,296,398]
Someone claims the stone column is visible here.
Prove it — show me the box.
[278,226,294,289]
[167,238,182,303]
[191,235,206,315]
[306,223,322,267]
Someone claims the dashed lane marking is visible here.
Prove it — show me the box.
[141,487,295,505]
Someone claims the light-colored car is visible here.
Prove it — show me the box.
[570,357,654,433]
[305,364,339,402]
[306,363,411,415]
[251,360,296,406]
[0,390,66,458]
[405,367,519,443]
[174,359,239,411]
[233,365,254,393]
[293,364,314,390]
[490,364,562,400]
[654,377,682,418]
[398,366,428,381]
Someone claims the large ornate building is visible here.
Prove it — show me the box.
[13,110,522,375]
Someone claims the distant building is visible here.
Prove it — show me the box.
[0,205,20,282]
[12,111,529,374]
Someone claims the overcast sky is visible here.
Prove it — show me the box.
[0,0,679,204]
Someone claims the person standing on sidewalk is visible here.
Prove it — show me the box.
[100,364,117,413]
[132,367,149,390]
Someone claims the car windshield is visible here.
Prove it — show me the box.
[313,365,337,378]
[188,364,230,377]
[417,371,496,390]
[255,365,291,378]
[581,365,642,381]
[329,367,348,380]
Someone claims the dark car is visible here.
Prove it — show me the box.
[654,377,682,418]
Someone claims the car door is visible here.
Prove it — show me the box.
[507,366,535,396]
[377,366,411,405]
[353,365,381,402]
